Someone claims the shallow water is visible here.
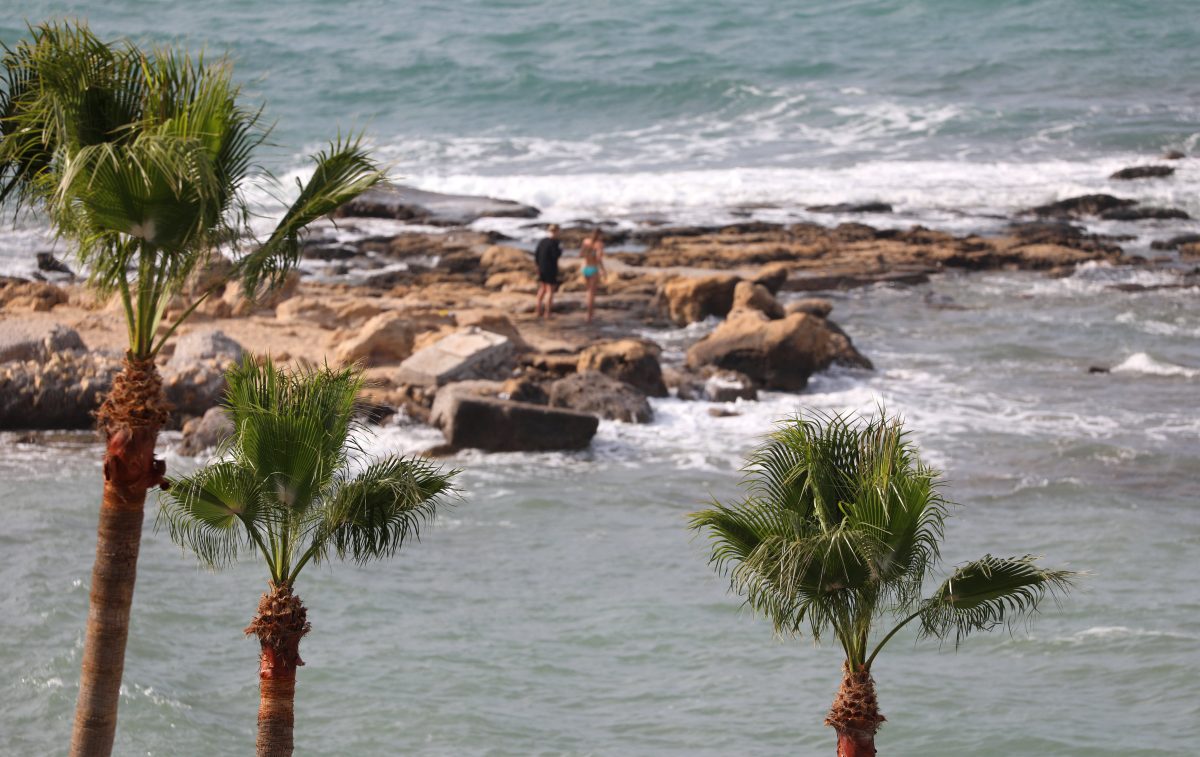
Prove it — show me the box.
[3,266,1197,755]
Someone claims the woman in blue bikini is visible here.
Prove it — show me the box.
[580,228,606,323]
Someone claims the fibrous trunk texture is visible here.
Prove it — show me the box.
[247,582,311,757]
[826,664,885,757]
[71,358,169,757]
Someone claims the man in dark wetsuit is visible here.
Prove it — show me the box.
[534,224,563,319]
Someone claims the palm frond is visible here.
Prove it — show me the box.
[918,554,1076,646]
[238,134,384,293]
[311,456,457,568]
[157,459,264,569]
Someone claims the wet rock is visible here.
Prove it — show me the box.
[502,375,551,405]
[1099,206,1190,221]
[675,367,758,402]
[0,322,85,363]
[1088,366,1110,374]
[576,339,668,397]
[786,298,834,318]
[428,380,507,429]
[1162,150,1186,160]
[36,252,74,277]
[732,281,785,319]
[1026,194,1136,218]
[686,309,872,391]
[708,407,740,418]
[1109,165,1175,180]
[433,393,598,452]
[335,184,540,225]
[334,312,415,366]
[396,327,515,387]
[1149,233,1200,250]
[659,274,740,326]
[806,202,893,214]
[178,406,234,456]
[548,371,652,423]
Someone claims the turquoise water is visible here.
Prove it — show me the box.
[2,3,1200,754]
[3,269,1199,755]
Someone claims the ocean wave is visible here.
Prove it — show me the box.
[1111,352,1200,378]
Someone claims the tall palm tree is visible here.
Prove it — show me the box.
[689,411,1074,757]
[159,357,457,757]
[0,21,385,755]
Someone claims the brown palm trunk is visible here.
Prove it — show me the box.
[71,358,168,756]
[247,582,311,757]
[825,664,885,757]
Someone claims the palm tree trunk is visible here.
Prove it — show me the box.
[825,664,885,757]
[71,358,168,757]
[247,582,311,757]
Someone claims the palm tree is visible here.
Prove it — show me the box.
[159,356,456,756]
[0,21,385,755]
[689,411,1074,757]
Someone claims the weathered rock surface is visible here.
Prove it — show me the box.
[1027,194,1136,218]
[433,393,598,451]
[0,322,85,363]
[163,329,245,418]
[336,184,540,225]
[674,367,758,402]
[687,309,872,391]
[1110,165,1175,180]
[732,280,785,319]
[786,298,834,318]
[1100,206,1190,221]
[0,351,117,429]
[178,406,234,456]
[576,339,668,397]
[548,371,652,423]
[1150,233,1200,250]
[659,275,740,326]
[0,278,69,312]
[396,327,515,387]
[276,297,339,329]
[335,312,415,366]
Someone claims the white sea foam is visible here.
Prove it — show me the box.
[1111,352,1200,378]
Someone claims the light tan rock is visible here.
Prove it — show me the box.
[659,274,740,326]
[786,298,834,318]
[275,297,339,329]
[576,339,667,397]
[484,270,537,293]
[334,312,415,366]
[732,280,785,319]
[480,245,532,273]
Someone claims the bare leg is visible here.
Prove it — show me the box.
[535,283,546,318]
[546,286,555,319]
[586,278,596,323]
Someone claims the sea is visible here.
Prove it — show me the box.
[1,1,1199,755]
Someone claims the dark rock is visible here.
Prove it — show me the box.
[1162,150,1186,160]
[1026,194,1136,218]
[1088,366,1110,374]
[0,352,118,429]
[1110,165,1175,180]
[36,252,74,276]
[1099,206,1191,221]
[1150,233,1200,250]
[433,394,598,452]
[549,371,652,424]
[806,202,893,214]
[335,184,540,226]
[687,309,872,391]
[178,407,234,456]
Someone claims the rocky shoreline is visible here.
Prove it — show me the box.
[3,183,1197,454]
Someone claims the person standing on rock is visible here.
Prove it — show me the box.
[535,224,563,319]
[580,227,606,323]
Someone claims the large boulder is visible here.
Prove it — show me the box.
[752,263,791,295]
[576,339,668,397]
[0,278,69,312]
[163,329,245,418]
[549,371,652,424]
[335,312,415,366]
[396,327,515,387]
[659,274,740,326]
[434,394,598,452]
[0,322,85,363]
[0,351,118,429]
[686,309,872,391]
[732,280,785,319]
[178,406,234,456]
[480,245,532,273]
[335,184,540,225]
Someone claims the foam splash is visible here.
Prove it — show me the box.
[1111,352,1200,378]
